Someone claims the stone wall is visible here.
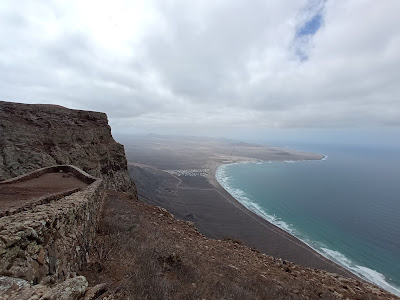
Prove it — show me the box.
[0,165,104,286]
[0,165,96,185]
[0,100,137,196]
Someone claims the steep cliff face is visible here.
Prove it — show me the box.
[0,101,136,195]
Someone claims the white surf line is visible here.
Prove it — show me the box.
[214,164,357,279]
[159,165,355,279]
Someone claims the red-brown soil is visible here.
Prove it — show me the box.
[0,172,88,214]
[81,191,398,300]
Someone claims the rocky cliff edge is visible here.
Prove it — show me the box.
[0,100,136,195]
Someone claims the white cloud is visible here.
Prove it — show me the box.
[0,0,399,135]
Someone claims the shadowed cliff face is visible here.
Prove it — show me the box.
[0,101,136,195]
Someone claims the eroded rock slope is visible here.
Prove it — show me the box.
[0,101,135,194]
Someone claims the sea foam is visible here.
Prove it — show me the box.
[215,162,400,297]
[216,164,295,235]
[320,247,400,296]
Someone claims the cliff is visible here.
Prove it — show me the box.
[0,100,398,300]
[0,101,136,195]
[0,165,104,299]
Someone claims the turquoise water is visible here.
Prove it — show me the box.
[216,144,400,296]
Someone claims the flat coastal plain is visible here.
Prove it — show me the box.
[119,135,355,278]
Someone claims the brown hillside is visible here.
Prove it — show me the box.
[82,190,398,300]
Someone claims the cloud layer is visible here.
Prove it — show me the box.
[1,0,399,135]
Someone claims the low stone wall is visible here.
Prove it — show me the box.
[0,188,81,218]
[0,165,104,286]
[0,165,97,185]
[0,100,137,196]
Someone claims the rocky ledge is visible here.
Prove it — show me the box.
[0,101,398,300]
[0,101,136,195]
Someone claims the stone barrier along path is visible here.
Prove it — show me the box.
[0,168,92,217]
[0,164,97,185]
[0,165,104,293]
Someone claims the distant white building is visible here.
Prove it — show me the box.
[164,169,209,177]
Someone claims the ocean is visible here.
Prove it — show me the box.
[216,143,400,296]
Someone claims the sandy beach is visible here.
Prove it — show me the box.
[208,160,357,278]
[122,135,357,278]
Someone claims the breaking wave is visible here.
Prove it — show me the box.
[215,162,400,297]
[320,248,400,296]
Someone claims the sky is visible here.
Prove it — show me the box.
[0,0,399,142]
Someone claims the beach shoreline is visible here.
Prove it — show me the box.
[126,142,356,277]
[122,136,370,280]
[203,158,359,279]
[209,158,400,297]
[122,135,400,296]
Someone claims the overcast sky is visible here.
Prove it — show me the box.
[1,0,399,138]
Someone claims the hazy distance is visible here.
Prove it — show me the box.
[1,0,399,144]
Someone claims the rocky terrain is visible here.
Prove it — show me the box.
[0,101,136,195]
[0,165,104,299]
[0,100,398,299]
[82,190,399,300]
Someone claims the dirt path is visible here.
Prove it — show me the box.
[0,172,88,213]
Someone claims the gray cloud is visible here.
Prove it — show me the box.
[0,0,399,136]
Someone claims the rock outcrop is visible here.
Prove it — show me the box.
[0,101,136,195]
[1,100,398,299]
[0,166,103,284]
[0,275,88,300]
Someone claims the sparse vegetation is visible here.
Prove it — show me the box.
[81,191,397,300]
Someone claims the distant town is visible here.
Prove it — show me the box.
[164,169,209,177]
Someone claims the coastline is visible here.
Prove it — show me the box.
[203,158,358,279]
[211,159,400,297]
[124,136,399,297]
